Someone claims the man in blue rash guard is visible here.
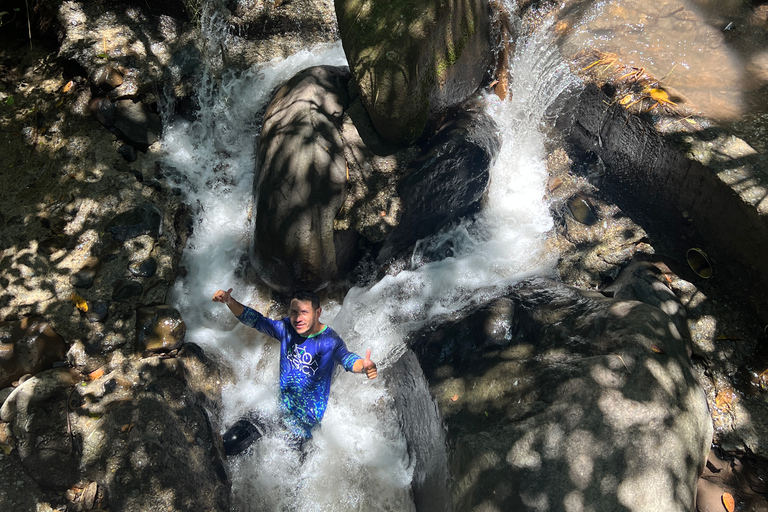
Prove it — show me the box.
[212,287,378,455]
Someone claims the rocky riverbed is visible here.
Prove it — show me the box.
[1,0,768,510]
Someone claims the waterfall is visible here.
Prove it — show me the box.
[159,9,579,512]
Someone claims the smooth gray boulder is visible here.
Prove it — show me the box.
[410,260,713,512]
[251,65,358,292]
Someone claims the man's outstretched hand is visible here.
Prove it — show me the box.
[362,349,377,379]
[213,288,234,304]
[212,288,244,316]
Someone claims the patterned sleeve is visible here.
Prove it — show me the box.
[333,336,361,372]
[236,306,285,339]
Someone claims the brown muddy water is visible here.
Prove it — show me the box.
[558,0,768,152]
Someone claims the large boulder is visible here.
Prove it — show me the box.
[377,97,500,263]
[409,260,713,511]
[1,357,229,511]
[336,0,493,145]
[251,65,358,292]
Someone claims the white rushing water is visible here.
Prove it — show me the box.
[160,16,579,512]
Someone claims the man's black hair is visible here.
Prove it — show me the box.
[291,290,320,310]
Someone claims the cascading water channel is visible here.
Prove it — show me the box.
[158,8,580,511]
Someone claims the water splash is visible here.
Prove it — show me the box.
[159,15,579,512]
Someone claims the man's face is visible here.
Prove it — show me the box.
[289,299,321,336]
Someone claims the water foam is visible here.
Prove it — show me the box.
[160,18,579,511]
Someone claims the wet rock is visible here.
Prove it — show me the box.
[410,261,712,512]
[697,449,768,512]
[1,368,81,489]
[107,68,141,100]
[567,194,598,225]
[70,255,102,288]
[89,96,162,147]
[378,98,500,263]
[0,317,68,388]
[251,66,357,292]
[85,301,109,323]
[136,305,186,354]
[129,257,157,277]
[93,65,123,91]
[112,99,162,147]
[336,0,493,145]
[177,342,228,411]
[118,143,137,162]
[105,202,162,241]
[111,279,144,302]
[66,341,106,374]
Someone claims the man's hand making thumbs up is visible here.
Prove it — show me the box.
[354,349,378,379]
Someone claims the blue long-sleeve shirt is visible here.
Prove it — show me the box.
[236,306,361,438]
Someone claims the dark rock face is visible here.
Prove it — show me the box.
[378,98,500,263]
[106,202,163,242]
[90,97,162,147]
[0,317,67,388]
[409,260,712,512]
[136,305,186,354]
[251,65,357,292]
[336,0,493,145]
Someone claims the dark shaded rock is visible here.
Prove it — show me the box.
[85,301,110,323]
[0,317,68,388]
[136,305,186,354]
[336,0,493,145]
[383,349,452,512]
[3,360,230,510]
[112,280,144,301]
[118,143,137,162]
[129,256,157,277]
[89,96,115,127]
[0,368,81,488]
[70,360,230,511]
[566,194,598,225]
[112,99,162,147]
[250,65,358,292]
[378,98,500,263]
[105,202,162,241]
[70,255,102,289]
[409,260,712,512]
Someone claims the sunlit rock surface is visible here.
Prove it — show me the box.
[336,0,493,144]
[2,358,229,511]
[410,260,712,512]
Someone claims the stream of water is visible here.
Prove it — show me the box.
[158,8,580,511]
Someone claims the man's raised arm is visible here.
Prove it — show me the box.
[213,288,245,317]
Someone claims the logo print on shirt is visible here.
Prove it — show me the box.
[288,345,319,376]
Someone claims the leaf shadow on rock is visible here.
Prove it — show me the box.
[407,265,712,512]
